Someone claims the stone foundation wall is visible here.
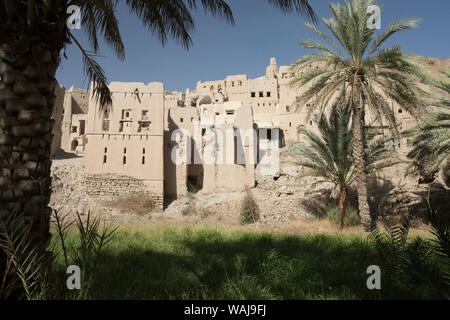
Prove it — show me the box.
[82,174,163,211]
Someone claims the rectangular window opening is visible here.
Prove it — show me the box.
[102,120,110,132]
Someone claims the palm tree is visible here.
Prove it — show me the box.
[0,0,316,296]
[405,70,450,187]
[290,104,400,228]
[289,0,426,229]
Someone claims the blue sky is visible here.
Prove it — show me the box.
[56,0,450,93]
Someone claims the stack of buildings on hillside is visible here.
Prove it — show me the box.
[51,58,417,210]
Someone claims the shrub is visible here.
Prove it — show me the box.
[321,203,360,227]
[51,210,118,300]
[240,190,259,224]
[106,193,155,215]
[369,213,450,299]
[0,212,50,299]
[425,197,450,259]
[0,209,117,300]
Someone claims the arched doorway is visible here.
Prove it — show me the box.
[71,140,78,151]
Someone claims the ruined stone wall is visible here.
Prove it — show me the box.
[82,174,164,211]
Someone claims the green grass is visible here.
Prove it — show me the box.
[51,225,447,300]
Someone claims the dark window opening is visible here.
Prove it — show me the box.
[102,120,110,132]
[71,140,78,151]
[123,156,127,165]
[142,156,145,165]
[267,92,271,97]
[122,109,132,120]
[251,92,256,98]
[398,109,403,113]
[79,120,86,135]
[103,155,107,164]
[259,92,264,97]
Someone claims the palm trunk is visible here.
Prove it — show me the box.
[351,103,372,230]
[338,187,348,229]
[0,3,68,295]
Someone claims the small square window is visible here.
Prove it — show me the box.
[259,92,264,98]
[267,92,271,97]
[102,120,110,132]
[180,118,184,123]
[251,92,256,98]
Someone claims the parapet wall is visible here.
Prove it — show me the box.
[82,174,164,211]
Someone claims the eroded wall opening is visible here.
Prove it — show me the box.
[71,140,78,151]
